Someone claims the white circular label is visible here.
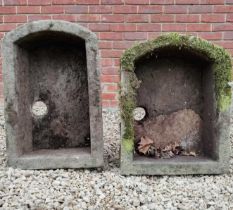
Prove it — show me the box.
[32,101,48,117]
[133,107,146,121]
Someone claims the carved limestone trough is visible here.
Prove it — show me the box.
[120,33,232,175]
[2,20,103,169]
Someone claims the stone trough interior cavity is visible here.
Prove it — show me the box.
[16,31,90,152]
[134,47,215,160]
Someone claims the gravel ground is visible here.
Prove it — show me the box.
[0,107,233,210]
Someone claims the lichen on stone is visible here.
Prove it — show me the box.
[120,32,232,153]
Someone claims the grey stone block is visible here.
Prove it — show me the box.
[2,20,103,169]
[120,33,232,175]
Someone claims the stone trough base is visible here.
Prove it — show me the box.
[121,155,228,175]
[8,148,103,170]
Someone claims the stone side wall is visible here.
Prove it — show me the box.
[0,0,233,108]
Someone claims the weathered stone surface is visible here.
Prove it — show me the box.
[120,34,232,175]
[135,55,205,118]
[18,32,90,150]
[2,20,103,169]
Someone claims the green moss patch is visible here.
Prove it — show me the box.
[120,33,232,153]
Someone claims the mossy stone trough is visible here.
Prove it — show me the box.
[120,33,232,175]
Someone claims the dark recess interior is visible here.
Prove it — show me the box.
[16,31,90,150]
[134,47,216,159]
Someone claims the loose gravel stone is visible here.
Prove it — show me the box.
[0,106,233,209]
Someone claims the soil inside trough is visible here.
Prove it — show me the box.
[134,109,203,158]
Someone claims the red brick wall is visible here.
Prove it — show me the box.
[0,0,233,108]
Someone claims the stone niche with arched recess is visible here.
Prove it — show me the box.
[2,20,103,169]
[120,33,232,175]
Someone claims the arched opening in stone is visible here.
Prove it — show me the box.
[17,31,90,150]
[134,47,212,159]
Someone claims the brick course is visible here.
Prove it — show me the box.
[0,0,232,108]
